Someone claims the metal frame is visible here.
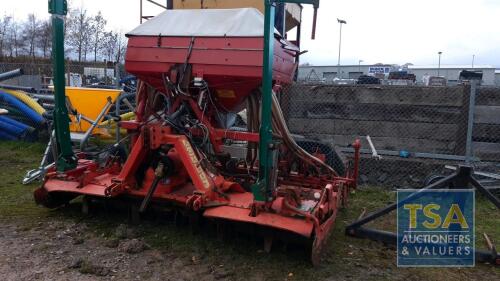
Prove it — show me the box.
[77,96,114,150]
[345,165,500,265]
[140,0,172,23]
[23,130,56,184]
[465,81,477,164]
[339,147,480,162]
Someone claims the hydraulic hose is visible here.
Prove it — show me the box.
[245,90,338,176]
[270,91,338,177]
[100,112,136,127]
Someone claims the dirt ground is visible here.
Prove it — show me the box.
[0,142,499,281]
[0,220,245,281]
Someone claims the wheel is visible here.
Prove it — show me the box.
[423,174,453,189]
[296,139,346,175]
[424,174,445,186]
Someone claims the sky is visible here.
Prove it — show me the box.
[2,0,500,67]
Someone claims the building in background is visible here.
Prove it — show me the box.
[299,64,497,85]
[407,65,496,85]
[298,64,394,81]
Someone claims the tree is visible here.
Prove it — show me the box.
[66,7,92,62]
[82,26,93,61]
[0,9,127,62]
[9,20,22,57]
[101,31,118,62]
[115,32,127,63]
[23,14,41,60]
[0,15,12,57]
[90,11,106,62]
[38,20,52,58]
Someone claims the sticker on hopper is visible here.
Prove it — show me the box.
[216,89,236,98]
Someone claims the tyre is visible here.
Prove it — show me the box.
[296,139,346,176]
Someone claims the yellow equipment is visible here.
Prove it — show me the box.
[63,87,121,134]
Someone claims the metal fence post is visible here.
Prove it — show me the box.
[104,59,107,85]
[66,58,70,86]
[115,63,121,89]
[465,81,477,164]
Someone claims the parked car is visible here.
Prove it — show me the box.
[357,75,381,85]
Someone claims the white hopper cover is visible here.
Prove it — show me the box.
[127,8,278,37]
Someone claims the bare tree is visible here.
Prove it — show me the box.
[0,15,12,57]
[10,20,22,57]
[0,9,127,62]
[66,7,92,62]
[115,32,127,63]
[91,11,107,62]
[38,20,52,58]
[83,36,91,61]
[23,14,41,60]
[101,31,118,62]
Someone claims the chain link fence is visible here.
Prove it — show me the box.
[281,82,500,189]
[1,62,498,189]
[0,62,127,89]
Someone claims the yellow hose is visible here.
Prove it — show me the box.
[1,88,46,115]
[100,112,135,126]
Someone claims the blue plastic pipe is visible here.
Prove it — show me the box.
[0,90,44,124]
[0,118,26,136]
[0,116,37,141]
[0,130,17,140]
[0,115,32,131]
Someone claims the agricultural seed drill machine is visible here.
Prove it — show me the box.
[36,0,360,264]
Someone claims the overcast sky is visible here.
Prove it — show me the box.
[3,0,500,67]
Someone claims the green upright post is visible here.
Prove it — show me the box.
[252,1,276,202]
[49,0,77,172]
[253,0,320,203]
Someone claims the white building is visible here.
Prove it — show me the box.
[298,64,394,81]
[298,64,497,85]
[407,65,496,85]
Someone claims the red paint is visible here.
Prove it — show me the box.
[125,36,296,111]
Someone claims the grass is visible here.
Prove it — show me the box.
[0,141,498,280]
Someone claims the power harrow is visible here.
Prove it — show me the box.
[36,0,360,265]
